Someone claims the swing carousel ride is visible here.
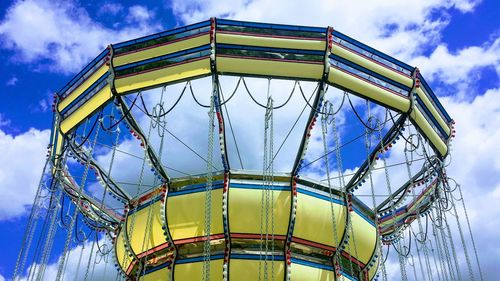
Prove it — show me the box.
[14,18,484,281]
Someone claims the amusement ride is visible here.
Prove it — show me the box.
[13,18,483,281]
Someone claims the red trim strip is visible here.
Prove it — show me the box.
[231,233,286,240]
[217,54,323,65]
[217,30,325,41]
[333,41,411,78]
[332,65,409,99]
[126,259,137,275]
[115,56,210,79]
[340,251,365,267]
[137,242,170,259]
[115,32,210,57]
[291,236,337,252]
[174,234,225,245]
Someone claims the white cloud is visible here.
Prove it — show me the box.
[6,76,18,86]
[412,37,500,93]
[127,5,154,23]
[98,2,124,16]
[0,128,50,220]
[172,0,481,60]
[0,113,11,128]
[17,238,118,281]
[0,0,497,279]
[0,0,161,74]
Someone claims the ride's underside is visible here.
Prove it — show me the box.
[16,18,485,281]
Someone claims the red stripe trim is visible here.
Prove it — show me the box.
[332,41,411,78]
[217,54,323,65]
[217,30,325,41]
[115,56,210,79]
[332,65,409,99]
[137,242,170,259]
[174,234,225,245]
[291,236,337,252]
[231,233,286,240]
[340,251,365,267]
[136,187,163,204]
[115,32,210,57]
[126,259,137,275]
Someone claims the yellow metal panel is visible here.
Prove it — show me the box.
[332,45,413,88]
[126,200,166,255]
[228,188,290,235]
[140,266,170,281]
[114,34,211,66]
[60,86,113,134]
[328,67,410,112]
[230,259,284,281]
[410,107,448,156]
[217,33,326,51]
[58,65,109,111]
[290,263,334,281]
[115,59,211,94]
[167,189,223,240]
[344,212,377,265]
[416,87,451,135]
[174,260,223,281]
[51,128,64,172]
[217,57,323,80]
[293,192,346,248]
[115,230,132,272]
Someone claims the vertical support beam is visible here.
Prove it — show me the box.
[285,26,331,281]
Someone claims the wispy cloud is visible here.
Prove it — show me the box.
[0,0,162,74]
[98,2,124,16]
[0,128,50,220]
[5,76,18,86]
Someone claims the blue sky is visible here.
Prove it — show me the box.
[0,0,499,280]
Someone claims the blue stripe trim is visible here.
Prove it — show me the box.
[58,49,109,96]
[115,44,211,71]
[144,261,171,274]
[230,183,290,191]
[379,206,407,220]
[417,73,452,122]
[332,30,413,72]
[114,20,211,49]
[128,194,163,215]
[297,188,375,226]
[168,182,224,197]
[216,19,326,34]
[291,258,333,271]
[330,54,411,92]
[414,95,449,139]
[176,254,225,264]
[231,253,285,261]
[296,188,345,205]
[60,72,110,116]
[352,207,376,227]
[218,44,324,55]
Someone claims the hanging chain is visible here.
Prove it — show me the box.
[364,101,388,281]
[403,119,433,281]
[321,101,342,277]
[13,156,51,280]
[53,118,101,281]
[456,183,484,281]
[203,94,215,281]
[375,112,408,281]
[261,89,274,281]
